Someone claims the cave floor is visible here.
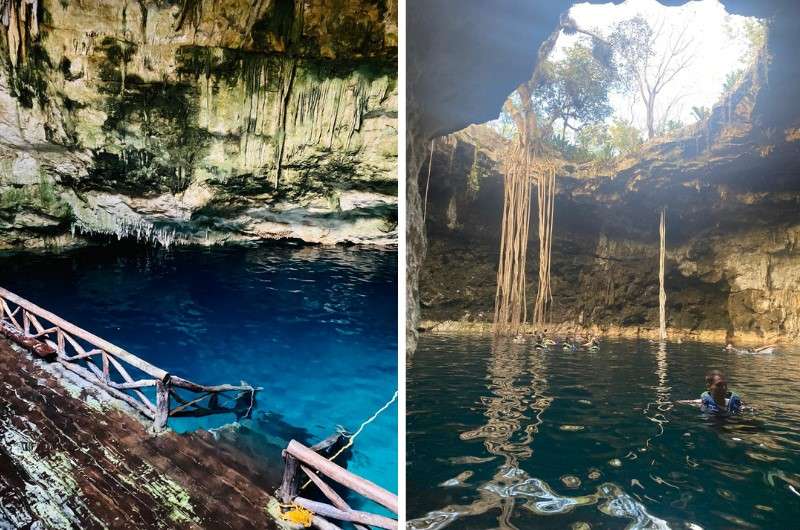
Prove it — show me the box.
[0,339,281,530]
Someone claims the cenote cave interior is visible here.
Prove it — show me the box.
[407,0,800,529]
[0,1,397,528]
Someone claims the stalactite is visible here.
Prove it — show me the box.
[659,208,667,342]
[71,213,182,249]
[175,0,203,33]
[2,0,39,67]
[274,57,297,190]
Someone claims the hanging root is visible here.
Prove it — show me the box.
[532,161,556,329]
[493,148,533,335]
[493,145,557,335]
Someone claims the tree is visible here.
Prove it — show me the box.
[609,118,643,156]
[658,118,684,136]
[609,16,695,140]
[535,43,616,141]
[576,122,614,161]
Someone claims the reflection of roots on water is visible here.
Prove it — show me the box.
[409,341,690,530]
[409,340,671,530]
[407,465,671,530]
[642,342,673,449]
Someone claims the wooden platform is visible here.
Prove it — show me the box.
[0,339,283,529]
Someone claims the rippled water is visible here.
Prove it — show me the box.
[0,241,397,501]
[408,334,800,529]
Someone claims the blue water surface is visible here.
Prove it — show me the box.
[0,240,397,498]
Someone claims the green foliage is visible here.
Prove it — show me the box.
[723,69,744,92]
[691,106,710,121]
[608,119,643,157]
[719,18,765,94]
[743,19,767,61]
[0,176,71,219]
[576,123,614,162]
[535,43,616,139]
[608,16,654,90]
[564,119,643,162]
[658,119,685,137]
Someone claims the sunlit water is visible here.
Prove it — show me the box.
[0,241,397,504]
[408,334,800,529]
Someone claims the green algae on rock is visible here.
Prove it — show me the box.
[0,0,397,249]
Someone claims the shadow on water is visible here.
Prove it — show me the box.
[408,335,800,529]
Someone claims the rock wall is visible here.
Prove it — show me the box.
[408,0,800,347]
[418,28,800,342]
[0,0,397,249]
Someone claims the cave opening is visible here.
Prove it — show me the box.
[415,0,798,344]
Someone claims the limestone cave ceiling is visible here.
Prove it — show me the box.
[0,0,399,249]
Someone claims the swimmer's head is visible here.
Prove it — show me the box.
[706,369,728,398]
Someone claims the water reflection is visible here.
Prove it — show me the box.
[408,338,672,530]
[408,336,800,529]
[410,338,552,529]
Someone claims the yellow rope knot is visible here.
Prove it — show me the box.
[278,504,314,527]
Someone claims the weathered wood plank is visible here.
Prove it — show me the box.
[287,440,398,514]
[0,339,282,529]
[170,375,258,393]
[278,452,300,503]
[300,465,369,530]
[293,498,397,530]
[312,515,341,530]
[153,381,170,431]
[59,359,156,419]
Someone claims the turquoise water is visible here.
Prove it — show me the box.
[0,241,397,503]
[408,334,800,529]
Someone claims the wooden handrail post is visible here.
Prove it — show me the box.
[153,380,170,432]
[1,286,259,433]
[278,451,300,503]
[102,352,109,382]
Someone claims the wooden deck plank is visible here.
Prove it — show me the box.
[0,339,281,530]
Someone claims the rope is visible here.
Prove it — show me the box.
[423,139,434,222]
[277,502,314,527]
[300,390,398,490]
[659,208,667,341]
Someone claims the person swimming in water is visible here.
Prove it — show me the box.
[675,369,743,414]
[700,369,743,414]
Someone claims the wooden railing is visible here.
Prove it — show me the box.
[0,286,259,431]
[278,439,398,530]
